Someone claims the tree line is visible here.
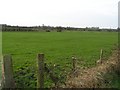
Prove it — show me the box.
[0,24,118,32]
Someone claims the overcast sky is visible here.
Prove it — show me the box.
[0,0,119,28]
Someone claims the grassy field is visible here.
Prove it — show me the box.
[2,31,118,88]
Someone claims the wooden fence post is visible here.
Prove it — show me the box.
[100,49,103,61]
[72,56,76,72]
[2,55,15,88]
[37,54,44,88]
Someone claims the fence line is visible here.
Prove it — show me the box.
[0,49,105,89]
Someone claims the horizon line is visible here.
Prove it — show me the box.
[0,24,117,29]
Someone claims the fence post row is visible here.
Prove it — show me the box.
[37,54,44,88]
[2,55,15,88]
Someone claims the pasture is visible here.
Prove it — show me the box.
[2,31,118,88]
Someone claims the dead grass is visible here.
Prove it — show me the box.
[64,48,119,88]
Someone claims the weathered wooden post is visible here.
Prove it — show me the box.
[2,55,15,88]
[100,49,103,61]
[72,56,76,72]
[96,49,104,64]
[37,54,44,88]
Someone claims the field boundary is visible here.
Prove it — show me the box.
[65,49,120,88]
[0,48,119,89]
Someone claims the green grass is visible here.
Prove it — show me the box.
[2,31,118,88]
[110,73,120,89]
[0,31,2,80]
[102,72,120,89]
